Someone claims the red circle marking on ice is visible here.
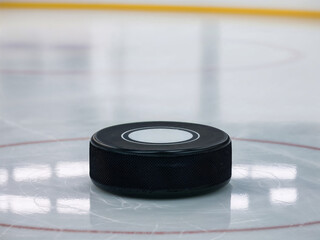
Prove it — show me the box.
[0,136,319,235]
[0,39,302,75]
[0,136,319,151]
[0,221,319,234]
[0,137,89,148]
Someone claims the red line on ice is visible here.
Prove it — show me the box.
[0,221,319,234]
[1,136,319,151]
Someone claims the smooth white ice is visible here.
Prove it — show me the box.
[0,10,319,240]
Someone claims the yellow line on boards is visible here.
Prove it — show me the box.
[0,2,320,19]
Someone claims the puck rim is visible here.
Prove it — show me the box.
[89,121,232,197]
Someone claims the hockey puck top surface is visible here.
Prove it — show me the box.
[91,121,229,155]
[90,121,232,197]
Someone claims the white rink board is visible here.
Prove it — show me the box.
[2,0,320,11]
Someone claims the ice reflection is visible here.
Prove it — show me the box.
[233,164,297,180]
[57,198,90,214]
[0,168,8,185]
[89,185,232,229]
[232,164,249,179]
[270,188,297,205]
[9,161,88,182]
[231,194,249,210]
[0,195,50,214]
[0,195,8,212]
[0,161,299,217]
[13,164,52,182]
[55,161,88,178]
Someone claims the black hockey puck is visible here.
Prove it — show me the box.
[89,121,232,198]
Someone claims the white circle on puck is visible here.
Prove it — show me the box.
[121,127,200,145]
